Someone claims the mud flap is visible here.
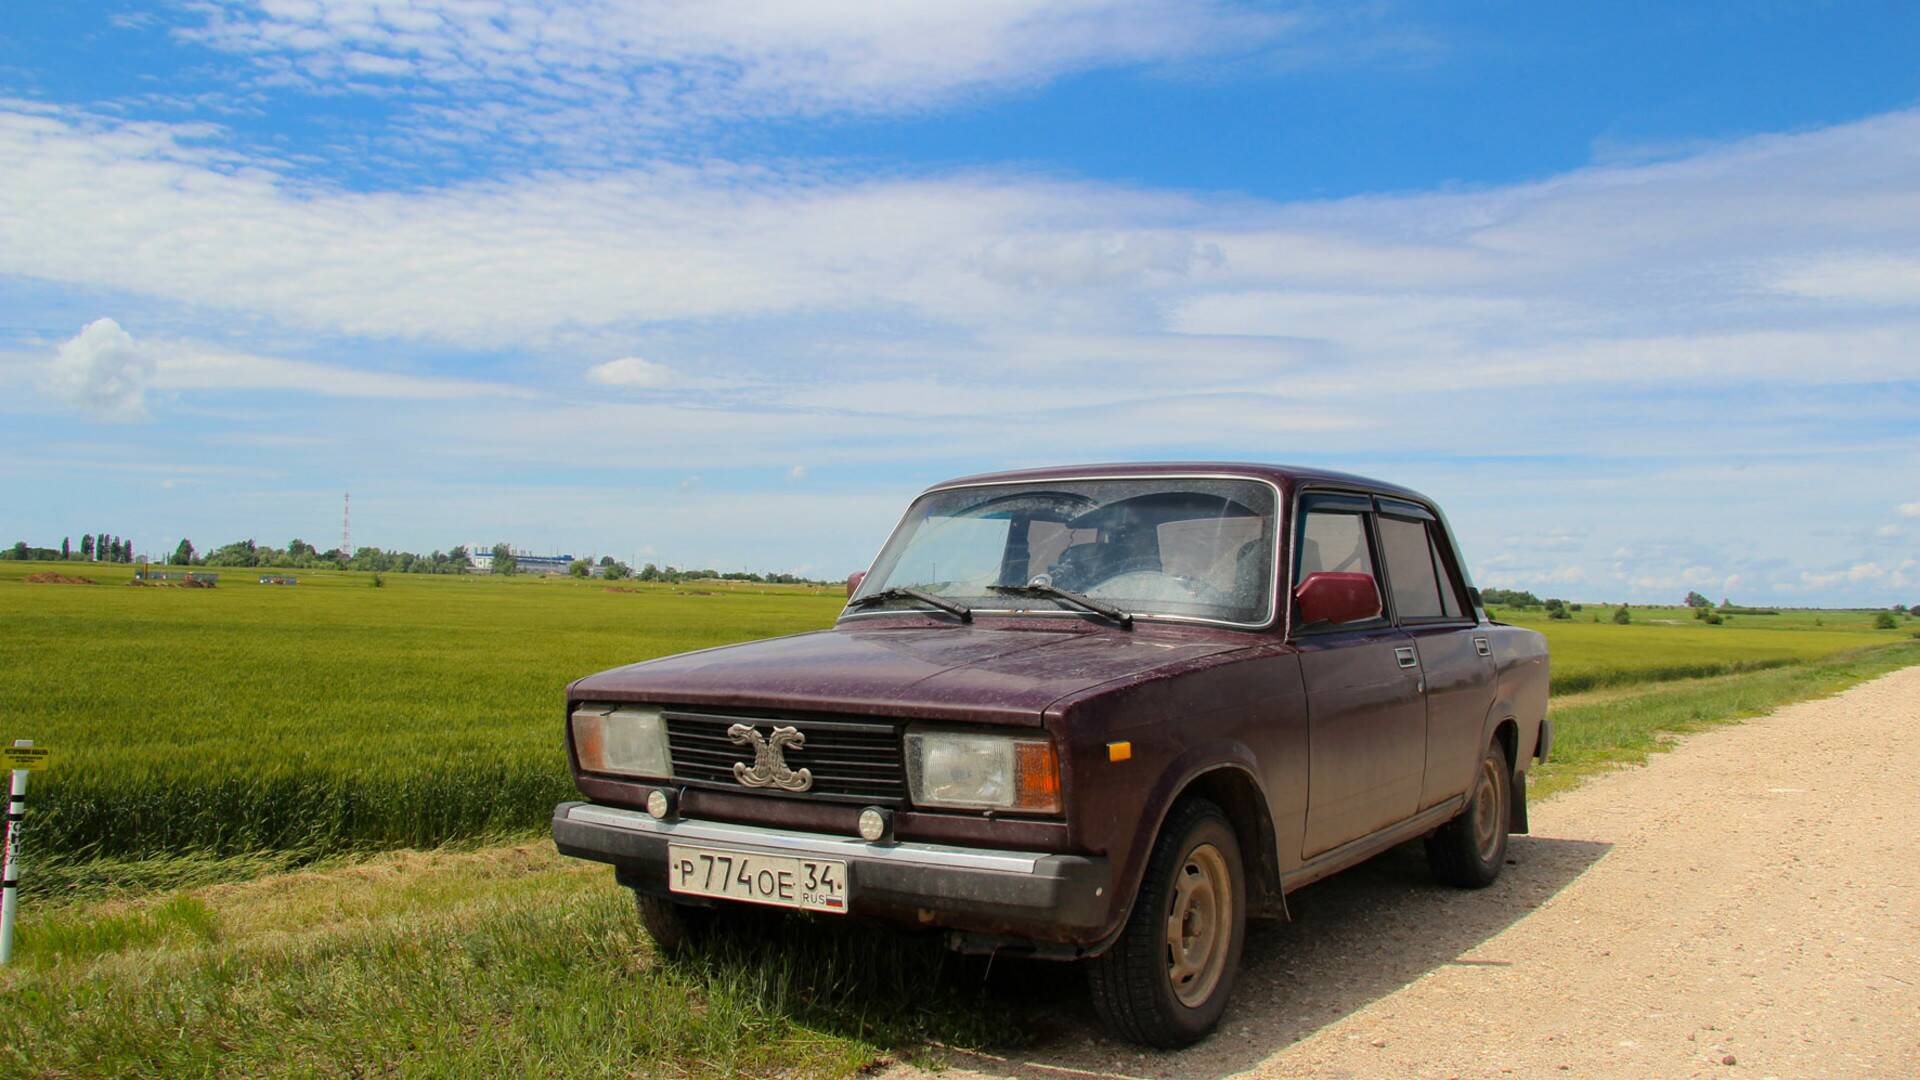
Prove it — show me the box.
[1509,768,1530,834]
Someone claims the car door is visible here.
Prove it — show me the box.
[1294,494,1428,859]
[1373,499,1497,810]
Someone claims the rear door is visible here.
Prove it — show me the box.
[1373,498,1497,810]
[1294,494,1428,858]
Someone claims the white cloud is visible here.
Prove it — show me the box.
[1799,562,1891,589]
[1877,524,1903,539]
[1771,254,1920,306]
[1898,502,1920,518]
[157,350,527,400]
[39,317,524,417]
[43,317,153,420]
[585,357,677,388]
[787,465,808,481]
[9,102,1920,381]
[178,1,1293,159]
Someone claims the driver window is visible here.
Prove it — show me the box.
[1296,511,1375,584]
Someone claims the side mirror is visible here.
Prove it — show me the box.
[1295,571,1382,626]
[846,570,866,598]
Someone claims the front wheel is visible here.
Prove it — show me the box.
[1088,798,1246,1048]
[1426,738,1512,888]
[633,891,717,955]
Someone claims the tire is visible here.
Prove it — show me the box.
[1088,798,1247,1049]
[633,891,718,955]
[1426,737,1512,888]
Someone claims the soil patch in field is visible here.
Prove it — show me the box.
[24,572,96,585]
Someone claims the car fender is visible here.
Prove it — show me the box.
[1102,742,1280,943]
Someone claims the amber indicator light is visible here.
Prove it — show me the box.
[1014,741,1062,812]
[1107,741,1132,763]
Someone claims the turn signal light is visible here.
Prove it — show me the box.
[1013,741,1061,813]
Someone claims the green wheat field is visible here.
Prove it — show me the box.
[0,558,1911,893]
[1,558,1916,1078]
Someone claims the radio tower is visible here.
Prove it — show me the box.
[341,492,351,557]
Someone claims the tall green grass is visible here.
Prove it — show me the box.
[0,563,842,892]
[1490,603,1904,692]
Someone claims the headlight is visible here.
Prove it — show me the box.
[571,703,672,779]
[905,731,1060,813]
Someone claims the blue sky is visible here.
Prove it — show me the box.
[2,1,1917,604]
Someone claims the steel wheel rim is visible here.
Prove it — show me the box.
[1165,842,1232,1008]
[1473,756,1502,862]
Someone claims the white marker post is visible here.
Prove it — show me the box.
[0,739,33,965]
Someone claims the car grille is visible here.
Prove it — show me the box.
[663,709,907,805]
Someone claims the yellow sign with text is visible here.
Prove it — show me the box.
[2,747,50,772]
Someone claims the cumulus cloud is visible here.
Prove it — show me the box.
[43,318,153,420]
[585,357,677,388]
[787,465,808,481]
[1899,502,1920,518]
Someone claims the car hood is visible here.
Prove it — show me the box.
[569,622,1253,726]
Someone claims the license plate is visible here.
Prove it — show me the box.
[666,844,848,914]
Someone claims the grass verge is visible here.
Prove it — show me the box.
[0,846,1017,1079]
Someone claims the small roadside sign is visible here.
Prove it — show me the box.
[1,746,49,771]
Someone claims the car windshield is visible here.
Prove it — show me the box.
[850,477,1277,625]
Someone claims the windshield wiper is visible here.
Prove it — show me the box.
[847,586,972,622]
[988,583,1133,628]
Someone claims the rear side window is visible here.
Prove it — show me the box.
[1296,511,1375,582]
[1377,515,1445,620]
[1431,525,1466,618]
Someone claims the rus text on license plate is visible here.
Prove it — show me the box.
[666,844,848,914]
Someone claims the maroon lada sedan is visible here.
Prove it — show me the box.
[554,463,1550,1047]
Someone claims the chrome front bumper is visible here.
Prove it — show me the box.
[551,801,1113,945]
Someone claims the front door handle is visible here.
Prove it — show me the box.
[1394,646,1418,669]
[1473,636,1491,657]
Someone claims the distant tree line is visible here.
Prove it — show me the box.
[2,534,137,562]
[165,538,478,574]
[631,563,824,585]
[8,533,834,585]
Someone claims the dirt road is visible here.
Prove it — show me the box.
[896,665,1920,1079]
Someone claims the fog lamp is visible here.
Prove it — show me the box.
[858,806,891,842]
[646,789,672,820]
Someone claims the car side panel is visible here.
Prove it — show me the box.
[1408,624,1497,809]
[1048,646,1306,944]
[1296,627,1427,858]
[1482,624,1551,771]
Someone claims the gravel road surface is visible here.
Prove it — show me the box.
[893,664,1920,1079]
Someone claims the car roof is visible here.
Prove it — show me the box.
[924,462,1434,506]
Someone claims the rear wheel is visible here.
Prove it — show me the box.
[1088,798,1246,1048]
[1426,738,1511,888]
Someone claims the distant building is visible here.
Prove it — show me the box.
[468,547,576,576]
